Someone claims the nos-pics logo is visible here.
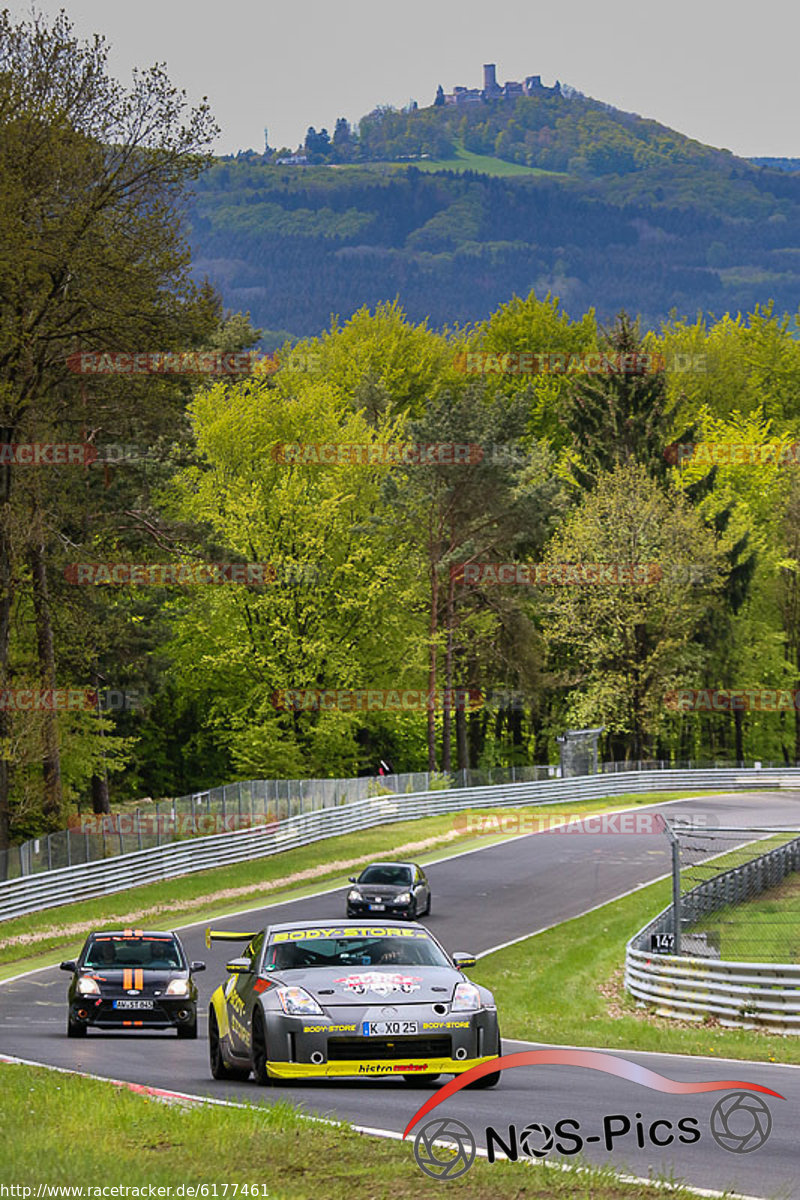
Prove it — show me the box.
[405,1050,783,1181]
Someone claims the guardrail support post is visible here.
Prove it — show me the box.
[665,820,681,955]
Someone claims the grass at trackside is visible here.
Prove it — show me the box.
[684,871,800,965]
[471,876,800,1065]
[0,1061,704,1199]
[0,792,713,978]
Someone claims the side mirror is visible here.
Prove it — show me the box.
[225,957,252,974]
[190,961,206,973]
[59,960,77,972]
[348,876,356,883]
[452,952,476,970]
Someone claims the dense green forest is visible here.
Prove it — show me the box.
[188,91,800,335]
[2,12,800,849]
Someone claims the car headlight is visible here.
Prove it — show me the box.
[348,889,362,901]
[395,892,412,904]
[166,979,190,996]
[276,986,324,1016]
[451,982,481,1012]
[77,976,100,995]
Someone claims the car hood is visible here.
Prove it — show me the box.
[79,968,186,993]
[352,883,410,899]
[264,965,459,1003]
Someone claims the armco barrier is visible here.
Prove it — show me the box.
[625,828,800,1033]
[1,767,799,924]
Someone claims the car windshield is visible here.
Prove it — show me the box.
[358,865,413,886]
[83,936,183,970]
[263,930,449,970]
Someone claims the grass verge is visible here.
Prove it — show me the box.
[471,876,800,1065]
[0,1060,704,1199]
[0,792,710,979]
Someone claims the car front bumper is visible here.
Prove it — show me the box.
[259,1004,499,1076]
[69,998,196,1029]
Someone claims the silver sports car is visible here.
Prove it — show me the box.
[206,920,501,1086]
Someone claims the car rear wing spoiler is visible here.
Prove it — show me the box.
[205,928,258,950]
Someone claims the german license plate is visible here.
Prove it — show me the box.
[113,1000,154,1010]
[362,1020,418,1036]
[369,903,385,911]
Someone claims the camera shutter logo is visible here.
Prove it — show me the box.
[413,1117,476,1180]
[710,1091,772,1154]
[520,1122,555,1158]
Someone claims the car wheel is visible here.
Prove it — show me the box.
[251,1010,274,1087]
[424,893,431,916]
[466,1029,502,1089]
[209,1009,249,1081]
[403,1073,441,1086]
[177,1020,197,1039]
[67,1018,86,1038]
[408,900,418,920]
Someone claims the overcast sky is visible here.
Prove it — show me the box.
[8,0,799,158]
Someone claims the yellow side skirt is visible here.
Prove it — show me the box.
[267,1055,498,1079]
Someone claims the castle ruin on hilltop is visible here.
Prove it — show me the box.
[443,63,562,107]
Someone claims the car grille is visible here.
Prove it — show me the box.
[327,1036,451,1060]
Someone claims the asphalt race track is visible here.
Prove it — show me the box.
[2,791,799,1197]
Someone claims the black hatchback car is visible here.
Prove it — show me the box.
[346,861,431,920]
[60,930,205,1038]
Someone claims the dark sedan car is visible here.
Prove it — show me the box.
[60,929,205,1038]
[346,861,431,920]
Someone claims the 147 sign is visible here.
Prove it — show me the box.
[650,932,675,953]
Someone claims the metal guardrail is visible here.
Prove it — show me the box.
[2,765,557,881]
[1,767,799,924]
[625,828,800,1033]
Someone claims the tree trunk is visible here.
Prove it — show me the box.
[426,527,439,772]
[733,707,744,765]
[0,447,14,854]
[441,567,456,773]
[29,537,63,823]
[456,701,468,772]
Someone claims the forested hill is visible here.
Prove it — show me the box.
[187,90,800,339]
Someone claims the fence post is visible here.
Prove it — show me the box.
[67,826,72,867]
[136,809,142,851]
[156,802,161,847]
[47,833,52,871]
[665,822,681,955]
